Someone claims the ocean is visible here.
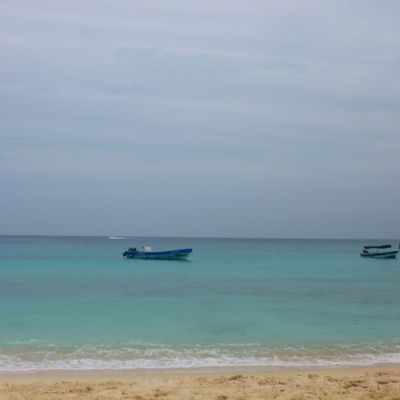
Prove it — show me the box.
[0,235,400,372]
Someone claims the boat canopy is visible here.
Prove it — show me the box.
[363,244,392,249]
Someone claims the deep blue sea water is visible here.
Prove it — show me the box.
[1,235,400,371]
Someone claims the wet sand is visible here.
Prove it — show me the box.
[1,367,400,399]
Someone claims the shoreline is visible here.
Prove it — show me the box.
[1,363,400,377]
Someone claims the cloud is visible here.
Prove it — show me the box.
[1,0,400,236]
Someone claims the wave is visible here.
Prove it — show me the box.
[1,343,400,372]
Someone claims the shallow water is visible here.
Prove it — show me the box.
[0,235,399,371]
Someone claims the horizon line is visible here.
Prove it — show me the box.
[0,233,398,241]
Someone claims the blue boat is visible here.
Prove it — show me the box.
[360,244,399,259]
[123,246,192,260]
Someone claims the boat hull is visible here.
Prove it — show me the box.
[123,248,192,260]
[360,250,398,259]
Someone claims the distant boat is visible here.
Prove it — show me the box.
[360,244,399,259]
[123,246,192,260]
[108,236,127,240]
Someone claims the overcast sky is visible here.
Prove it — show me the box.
[1,0,399,238]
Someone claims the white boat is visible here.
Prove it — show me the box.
[360,244,399,259]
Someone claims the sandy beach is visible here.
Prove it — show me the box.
[1,367,400,399]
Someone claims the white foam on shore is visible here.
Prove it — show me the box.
[1,343,400,372]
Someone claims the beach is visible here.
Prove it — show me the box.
[3,0,400,394]
[1,367,400,399]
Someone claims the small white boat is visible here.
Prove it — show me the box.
[360,244,399,259]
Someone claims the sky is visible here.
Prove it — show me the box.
[1,0,399,238]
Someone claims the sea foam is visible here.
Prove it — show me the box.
[1,343,400,372]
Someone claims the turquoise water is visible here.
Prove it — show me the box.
[1,235,400,371]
